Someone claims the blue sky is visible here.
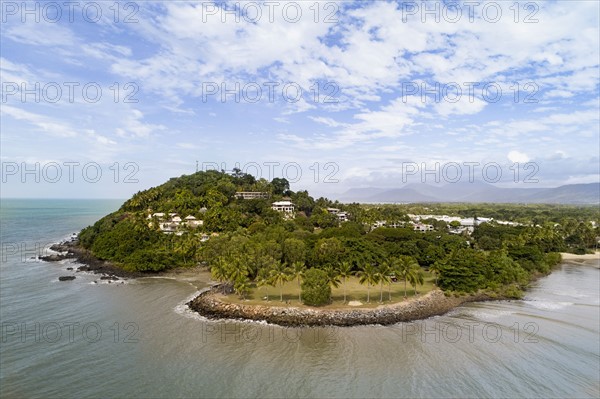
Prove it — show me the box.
[1,0,599,199]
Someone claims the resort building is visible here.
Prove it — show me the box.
[387,221,404,228]
[373,220,387,229]
[147,212,166,219]
[272,201,295,217]
[326,208,350,222]
[235,191,269,200]
[184,215,204,228]
[413,223,434,232]
[147,212,203,233]
[371,220,404,229]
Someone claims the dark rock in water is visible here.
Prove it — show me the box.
[100,275,119,281]
[58,276,76,281]
[50,243,71,252]
[40,250,75,262]
[40,254,63,262]
[66,267,73,271]
[77,266,90,272]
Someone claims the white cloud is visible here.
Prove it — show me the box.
[1,105,78,138]
[508,150,530,163]
[115,110,166,138]
[176,142,201,150]
[2,20,76,47]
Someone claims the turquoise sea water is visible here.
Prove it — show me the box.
[1,199,599,398]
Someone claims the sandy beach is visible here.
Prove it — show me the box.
[560,252,600,268]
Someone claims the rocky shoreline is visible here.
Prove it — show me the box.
[187,286,499,327]
[41,240,145,279]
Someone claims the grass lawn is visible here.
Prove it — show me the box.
[220,272,438,309]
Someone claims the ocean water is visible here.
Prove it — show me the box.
[1,199,599,398]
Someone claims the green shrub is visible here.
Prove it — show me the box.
[502,284,524,299]
[301,268,331,306]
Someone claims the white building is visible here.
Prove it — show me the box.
[336,211,349,222]
[413,223,434,232]
[327,208,349,222]
[148,212,204,234]
[272,201,295,217]
[373,220,387,229]
[184,215,204,228]
[235,192,269,199]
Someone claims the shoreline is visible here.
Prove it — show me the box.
[44,239,599,326]
[42,239,212,283]
[43,240,146,279]
[560,251,600,267]
[187,287,501,327]
[186,253,600,327]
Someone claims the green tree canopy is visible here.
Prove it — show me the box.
[301,268,331,306]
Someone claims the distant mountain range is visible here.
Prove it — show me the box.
[337,182,600,204]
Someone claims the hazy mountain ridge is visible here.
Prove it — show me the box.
[338,183,600,204]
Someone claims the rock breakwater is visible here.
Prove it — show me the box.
[188,287,497,327]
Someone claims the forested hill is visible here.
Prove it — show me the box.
[77,169,340,271]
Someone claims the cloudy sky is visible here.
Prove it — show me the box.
[1,0,599,199]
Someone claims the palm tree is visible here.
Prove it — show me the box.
[227,255,248,286]
[395,256,419,298]
[408,264,424,296]
[290,261,306,302]
[272,262,291,302]
[356,263,379,303]
[324,264,341,302]
[211,257,229,285]
[256,266,274,301]
[174,235,195,265]
[383,259,398,301]
[337,261,353,303]
[376,263,392,303]
[428,261,441,286]
[234,276,251,299]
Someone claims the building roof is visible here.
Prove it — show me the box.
[272,201,294,206]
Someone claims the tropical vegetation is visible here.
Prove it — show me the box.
[77,169,599,306]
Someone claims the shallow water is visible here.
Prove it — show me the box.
[1,200,599,398]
